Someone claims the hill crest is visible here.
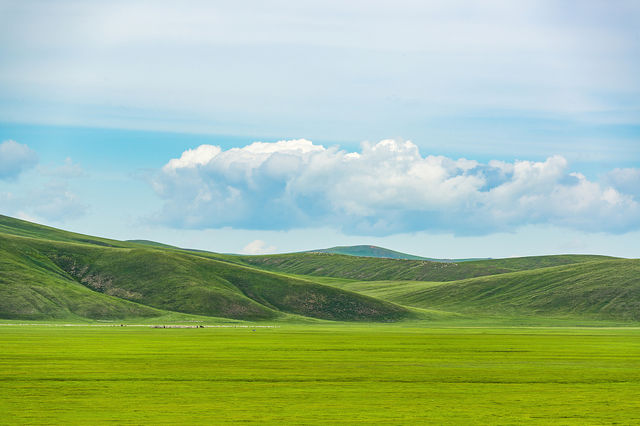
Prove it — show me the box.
[309,245,437,261]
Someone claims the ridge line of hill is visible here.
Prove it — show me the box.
[1,214,636,324]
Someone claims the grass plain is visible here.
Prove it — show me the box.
[1,325,640,424]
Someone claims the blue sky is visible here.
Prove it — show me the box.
[1,1,639,257]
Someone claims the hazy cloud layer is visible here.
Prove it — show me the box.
[1,1,639,155]
[30,181,88,222]
[152,139,640,235]
[1,181,88,223]
[40,157,87,178]
[0,140,38,180]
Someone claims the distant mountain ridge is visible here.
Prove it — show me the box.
[307,245,488,262]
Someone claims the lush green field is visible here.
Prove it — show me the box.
[1,325,639,424]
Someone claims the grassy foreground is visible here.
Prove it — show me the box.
[2,325,640,424]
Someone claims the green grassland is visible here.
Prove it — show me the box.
[1,325,639,424]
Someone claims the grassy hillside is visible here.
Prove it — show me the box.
[0,227,409,322]
[0,215,218,255]
[238,252,614,282]
[331,259,640,321]
[1,214,637,324]
[0,236,160,320]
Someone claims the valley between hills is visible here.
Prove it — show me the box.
[1,214,638,326]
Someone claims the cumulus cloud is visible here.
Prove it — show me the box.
[0,140,38,180]
[241,239,277,255]
[164,145,222,170]
[151,139,640,235]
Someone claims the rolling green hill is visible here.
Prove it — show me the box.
[329,259,640,321]
[0,216,409,322]
[1,214,637,324]
[237,252,614,282]
[0,236,160,320]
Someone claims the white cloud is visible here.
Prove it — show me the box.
[0,140,38,180]
[151,138,640,235]
[241,239,277,255]
[164,145,221,171]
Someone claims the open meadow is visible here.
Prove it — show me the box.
[2,324,640,424]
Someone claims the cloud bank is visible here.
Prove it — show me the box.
[2,1,639,151]
[0,140,38,180]
[152,139,640,236]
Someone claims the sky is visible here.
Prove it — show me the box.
[1,0,639,258]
